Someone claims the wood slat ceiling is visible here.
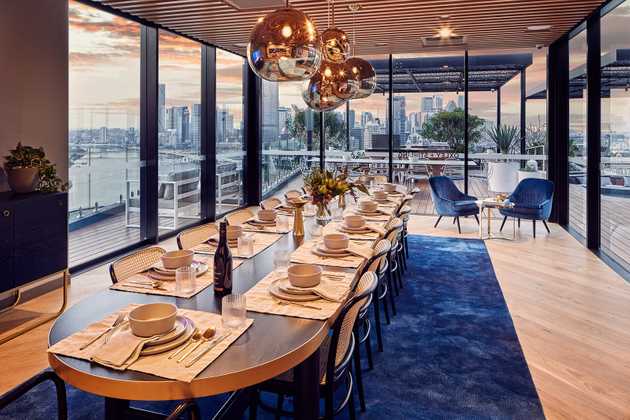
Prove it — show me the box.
[96,0,605,57]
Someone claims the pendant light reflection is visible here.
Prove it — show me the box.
[302,60,353,111]
[321,27,351,63]
[247,8,322,81]
[346,57,376,99]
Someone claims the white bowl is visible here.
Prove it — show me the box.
[383,183,397,193]
[129,303,177,337]
[373,191,388,200]
[288,264,322,288]
[323,233,349,250]
[227,225,243,241]
[344,215,366,228]
[257,209,277,222]
[161,250,194,269]
[359,200,378,213]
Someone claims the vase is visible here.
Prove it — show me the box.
[6,167,39,193]
[315,202,331,226]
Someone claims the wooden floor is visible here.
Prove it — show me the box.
[2,216,630,419]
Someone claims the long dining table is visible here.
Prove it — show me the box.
[47,215,375,420]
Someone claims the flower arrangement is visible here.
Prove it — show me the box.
[303,168,368,220]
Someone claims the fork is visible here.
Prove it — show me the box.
[79,312,126,350]
[273,297,322,310]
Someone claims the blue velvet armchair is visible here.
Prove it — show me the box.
[499,178,554,238]
[428,176,479,234]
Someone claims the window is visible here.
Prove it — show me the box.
[568,29,588,238]
[216,49,245,215]
[68,1,142,267]
[157,30,202,234]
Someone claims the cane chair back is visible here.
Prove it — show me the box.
[362,239,391,276]
[109,246,166,284]
[224,208,255,226]
[260,197,282,210]
[177,223,218,250]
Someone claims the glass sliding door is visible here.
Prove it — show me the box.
[568,29,588,238]
[216,49,245,216]
[324,108,348,172]
[601,0,630,271]
[68,1,143,267]
[157,30,202,234]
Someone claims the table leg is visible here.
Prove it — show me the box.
[487,207,492,237]
[105,397,129,419]
[294,348,320,420]
[479,207,483,239]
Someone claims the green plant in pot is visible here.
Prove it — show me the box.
[485,125,521,193]
[4,142,67,193]
[486,124,520,155]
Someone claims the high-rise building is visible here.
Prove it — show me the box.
[191,104,201,147]
[158,84,166,132]
[261,81,279,147]
[434,95,443,111]
[361,111,374,127]
[170,106,190,146]
[457,95,465,110]
[421,97,434,113]
[278,106,290,135]
[348,109,356,129]
[393,96,407,145]
[217,108,234,143]
[446,100,457,112]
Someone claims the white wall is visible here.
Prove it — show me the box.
[0,0,68,191]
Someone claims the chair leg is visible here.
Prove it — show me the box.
[347,372,357,420]
[381,281,391,326]
[474,214,479,224]
[532,220,536,238]
[518,218,521,228]
[373,289,384,351]
[353,335,367,412]
[456,217,461,234]
[434,215,442,228]
[543,220,551,234]
[387,266,397,315]
[453,217,457,224]
[248,390,258,420]
[500,216,507,232]
[275,394,284,420]
[363,318,374,370]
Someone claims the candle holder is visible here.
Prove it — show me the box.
[289,198,307,238]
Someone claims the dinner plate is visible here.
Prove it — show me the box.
[144,315,190,347]
[275,278,318,296]
[312,247,352,258]
[209,237,239,248]
[153,261,203,274]
[147,263,208,281]
[249,219,276,226]
[140,317,196,356]
[316,244,349,255]
[339,224,372,233]
[269,279,321,302]
[355,209,384,216]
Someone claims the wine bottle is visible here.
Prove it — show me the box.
[214,221,233,296]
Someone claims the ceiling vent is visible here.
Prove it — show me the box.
[422,35,467,47]
[223,0,286,10]
[526,25,552,32]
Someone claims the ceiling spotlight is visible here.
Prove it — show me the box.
[438,27,453,39]
[526,25,552,32]
[374,42,388,46]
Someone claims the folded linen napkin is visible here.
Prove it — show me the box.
[346,243,374,260]
[365,223,386,236]
[91,324,158,370]
[283,277,347,302]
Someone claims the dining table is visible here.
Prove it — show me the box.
[47,214,382,420]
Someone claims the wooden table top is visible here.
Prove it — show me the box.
[48,221,361,401]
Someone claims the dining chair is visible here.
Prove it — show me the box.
[0,369,67,420]
[177,222,218,250]
[260,197,282,210]
[109,246,166,284]
[384,218,404,300]
[498,178,554,238]
[284,189,303,201]
[250,272,378,420]
[397,205,412,264]
[224,208,255,226]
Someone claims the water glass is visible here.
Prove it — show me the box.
[309,223,323,238]
[222,294,246,329]
[332,206,344,222]
[176,265,196,294]
[304,203,316,217]
[277,214,289,231]
[273,250,291,275]
[237,233,254,256]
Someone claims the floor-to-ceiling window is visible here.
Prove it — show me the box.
[68,0,142,267]
[601,0,630,271]
[323,108,348,172]
[261,80,320,196]
[216,49,245,215]
[157,30,202,234]
[568,29,588,238]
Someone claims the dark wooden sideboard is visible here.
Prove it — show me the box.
[0,191,68,294]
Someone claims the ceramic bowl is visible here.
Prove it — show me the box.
[323,233,349,250]
[383,183,397,193]
[129,303,177,337]
[227,225,243,241]
[288,264,322,288]
[373,190,388,200]
[344,215,366,228]
[359,199,378,213]
[257,209,277,222]
[161,250,194,269]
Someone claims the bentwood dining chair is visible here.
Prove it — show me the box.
[109,246,166,284]
[260,197,282,210]
[224,208,255,226]
[397,205,412,264]
[177,222,218,250]
[250,272,379,420]
[0,369,67,420]
[384,218,404,299]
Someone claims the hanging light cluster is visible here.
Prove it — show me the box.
[247,1,376,111]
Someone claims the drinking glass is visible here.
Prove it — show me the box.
[277,214,289,231]
[332,206,344,222]
[304,203,316,217]
[273,250,290,275]
[309,223,323,238]
[237,233,254,256]
[222,294,246,329]
[176,266,196,294]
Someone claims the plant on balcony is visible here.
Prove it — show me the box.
[483,126,521,193]
[486,124,520,154]
[419,109,484,153]
[303,168,368,224]
[4,142,68,193]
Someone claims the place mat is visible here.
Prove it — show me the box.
[344,208,392,222]
[241,218,293,234]
[245,270,355,320]
[110,259,245,298]
[290,240,371,269]
[48,304,253,383]
[192,232,283,259]
[323,222,382,240]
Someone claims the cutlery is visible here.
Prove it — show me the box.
[168,327,200,359]
[124,283,167,291]
[184,332,231,368]
[127,280,164,288]
[177,327,216,363]
[273,297,322,310]
[80,312,125,350]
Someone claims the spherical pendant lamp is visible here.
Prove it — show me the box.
[346,56,376,99]
[247,8,322,81]
[320,27,350,63]
[302,62,347,111]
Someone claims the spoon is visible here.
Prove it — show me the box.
[177,327,216,363]
[168,327,199,360]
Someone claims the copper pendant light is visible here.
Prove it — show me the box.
[247,4,322,82]
[302,62,347,111]
[347,3,376,100]
[321,27,351,63]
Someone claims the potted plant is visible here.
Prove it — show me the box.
[303,168,367,225]
[485,125,520,193]
[518,159,545,183]
[4,142,67,193]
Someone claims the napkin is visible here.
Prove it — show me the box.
[365,223,386,236]
[284,277,347,302]
[346,243,374,260]
[91,324,157,370]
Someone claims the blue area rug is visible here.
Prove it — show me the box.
[0,235,544,419]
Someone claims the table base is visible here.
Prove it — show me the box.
[479,207,517,241]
